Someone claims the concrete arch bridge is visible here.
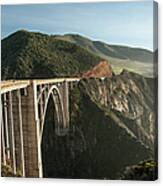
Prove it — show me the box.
[1,78,79,177]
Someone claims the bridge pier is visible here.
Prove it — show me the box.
[61,81,69,128]
[20,82,42,177]
[12,90,25,176]
[1,102,7,166]
[8,91,16,174]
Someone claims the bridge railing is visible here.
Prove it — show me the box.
[1,80,30,94]
[1,78,80,94]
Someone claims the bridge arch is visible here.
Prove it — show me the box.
[39,85,68,142]
[40,89,69,178]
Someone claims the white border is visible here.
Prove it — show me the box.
[0,0,162,186]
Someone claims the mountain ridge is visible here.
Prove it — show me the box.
[54,33,153,62]
[2,30,155,79]
[1,30,102,79]
[3,30,153,52]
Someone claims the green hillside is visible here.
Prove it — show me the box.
[2,30,155,79]
[1,30,101,80]
[55,34,154,77]
[55,33,153,62]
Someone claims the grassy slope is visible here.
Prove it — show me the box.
[55,34,154,77]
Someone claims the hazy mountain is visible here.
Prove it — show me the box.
[55,34,154,77]
[55,33,153,62]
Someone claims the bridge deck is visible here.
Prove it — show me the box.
[1,78,80,94]
[34,78,80,85]
[1,80,30,94]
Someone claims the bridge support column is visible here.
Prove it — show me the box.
[12,90,25,176]
[61,81,69,128]
[1,103,7,166]
[20,82,42,177]
[8,91,17,174]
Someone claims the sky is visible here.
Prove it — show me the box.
[1,1,154,50]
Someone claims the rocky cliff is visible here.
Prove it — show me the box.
[81,60,113,78]
[41,70,157,180]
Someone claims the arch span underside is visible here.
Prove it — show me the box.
[40,93,71,178]
[38,85,69,140]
